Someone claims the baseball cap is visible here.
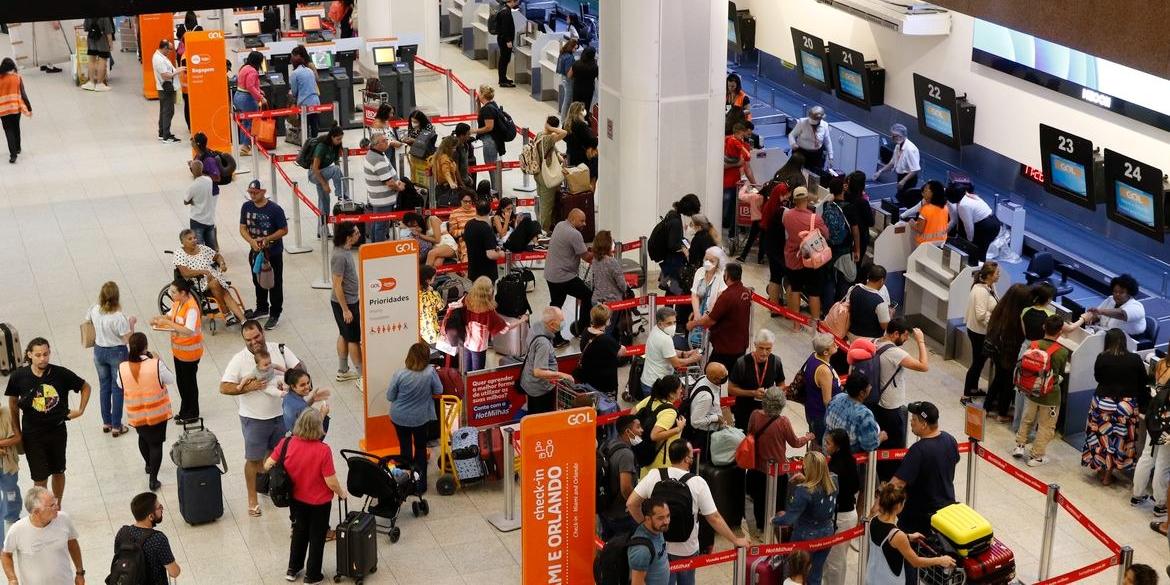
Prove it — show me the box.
[248,179,264,190]
[792,186,810,200]
[846,338,876,365]
[907,401,939,425]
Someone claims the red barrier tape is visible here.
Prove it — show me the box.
[749,292,811,326]
[412,55,446,75]
[604,297,646,311]
[973,444,1048,494]
[516,198,536,206]
[511,251,547,261]
[670,549,738,572]
[625,344,646,357]
[452,75,470,95]
[751,525,865,556]
[327,210,409,224]
[272,153,299,163]
[1033,554,1119,585]
[236,106,302,120]
[1055,493,1122,554]
[468,161,522,173]
[306,104,335,114]
[436,262,469,274]
[658,295,692,306]
[621,240,643,252]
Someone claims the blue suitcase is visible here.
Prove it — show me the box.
[176,465,223,525]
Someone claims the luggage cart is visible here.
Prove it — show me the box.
[728,182,757,257]
[555,380,596,411]
[362,89,388,139]
[915,541,966,585]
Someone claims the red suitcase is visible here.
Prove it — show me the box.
[962,538,1016,584]
[478,425,505,481]
[748,554,784,585]
[555,189,596,243]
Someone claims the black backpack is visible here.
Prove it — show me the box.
[650,468,696,543]
[266,436,294,508]
[495,269,533,318]
[1147,384,1170,448]
[487,1,507,35]
[596,442,632,514]
[647,213,673,262]
[296,136,323,169]
[594,530,656,585]
[492,103,518,143]
[105,526,152,585]
[632,402,674,467]
[210,150,236,185]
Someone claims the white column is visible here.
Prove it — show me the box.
[358,0,440,72]
[596,0,725,245]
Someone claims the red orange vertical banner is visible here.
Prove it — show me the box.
[358,239,421,455]
[184,30,230,152]
[520,407,597,585]
[139,13,173,100]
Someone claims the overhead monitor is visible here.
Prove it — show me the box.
[1104,149,1165,241]
[372,46,396,65]
[972,19,1170,133]
[913,73,964,148]
[239,18,261,36]
[1038,124,1097,209]
[311,51,334,69]
[300,14,323,32]
[790,28,830,93]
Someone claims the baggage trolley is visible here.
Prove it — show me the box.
[362,90,389,139]
[729,182,757,257]
[915,542,966,585]
[555,380,596,411]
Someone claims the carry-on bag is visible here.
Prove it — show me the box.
[176,465,224,525]
[931,502,993,557]
[961,537,1016,584]
[479,425,505,481]
[495,269,534,318]
[170,418,227,471]
[491,316,530,359]
[253,115,277,151]
[698,463,745,528]
[0,323,20,375]
[335,498,378,581]
[451,427,485,482]
[564,163,591,194]
[556,188,596,242]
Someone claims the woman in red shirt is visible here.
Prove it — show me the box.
[746,387,814,537]
[265,409,347,583]
[234,51,267,156]
[783,187,830,325]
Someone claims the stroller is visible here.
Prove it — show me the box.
[339,449,430,543]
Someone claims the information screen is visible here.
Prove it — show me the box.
[1049,154,1088,198]
[1104,148,1164,241]
[923,101,953,138]
[801,50,826,83]
[791,28,830,92]
[372,46,396,65]
[301,14,322,32]
[728,18,737,43]
[311,51,334,69]
[837,66,864,100]
[1038,124,1097,208]
[240,19,261,36]
[1116,182,1156,227]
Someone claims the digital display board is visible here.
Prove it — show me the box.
[913,73,971,148]
[311,51,334,69]
[828,42,876,109]
[1104,148,1165,241]
[791,28,830,92]
[923,101,953,138]
[1038,124,1098,209]
[372,46,397,65]
[837,66,864,100]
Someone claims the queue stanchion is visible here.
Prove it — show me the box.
[270,155,279,205]
[300,106,309,143]
[397,149,407,185]
[286,180,313,254]
[648,293,658,331]
[965,439,979,508]
[492,160,503,193]
[427,172,438,209]
[252,136,262,177]
[1037,483,1060,580]
[469,90,478,115]
[861,451,877,517]
[855,517,870,585]
[1115,545,1133,585]
[311,222,332,290]
[341,144,350,183]
[504,250,513,273]
[640,236,649,298]
[731,546,746,585]
[763,459,779,545]
[445,68,454,115]
[231,112,240,158]
[487,426,521,532]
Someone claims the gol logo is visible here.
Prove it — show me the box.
[566,411,595,425]
[368,278,397,292]
[189,54,212,65]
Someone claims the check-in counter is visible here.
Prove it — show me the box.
[749,148,788,186]
[442,0,462,37]
[515,26,557,91]
[535,39,561,102]
[461,1,488,60]
[903,240,978,344]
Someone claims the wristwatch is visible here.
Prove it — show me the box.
[75,570,85,577]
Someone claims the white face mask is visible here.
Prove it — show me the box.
[630,436,643,446]
[702,259,715,271]
[661,324,677,336]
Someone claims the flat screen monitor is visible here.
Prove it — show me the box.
[311,51,334,69]
[1048,154,1088,199]
[922,101,954,138]
[300,14,322,32]
[837,66,864,101]
[800,50,825,83]
[372,46,396,65]
[728,18,737,44]
[239,18,261,36]
[1115,181,1157,228]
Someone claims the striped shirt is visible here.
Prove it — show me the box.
[363,150,398,208]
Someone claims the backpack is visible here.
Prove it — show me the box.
[296,136,323,169]
[493,103,518,142]
[596,442,632,514]
[799,213,833,269]
[594,530,656,585]
[851,342,902,406]
[106,526,153,585]
[1013,341,1063,398]
[1146,383,1170,447]
[632,402,675,467]
[649,468,696,543]
[734,416,778,469]
[210,151,236,185]
[647,214,673,263]
[678,380,714,443]
[519,134,544,175]
[495,269,533,318]
[488,1,507,35]
[266,436,294,508]
[822,201,850,247]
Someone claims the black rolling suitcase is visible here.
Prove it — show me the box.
[0,323,20,375]
[699,463,745,528]
[336,499,378,583]
[176,465,224,525]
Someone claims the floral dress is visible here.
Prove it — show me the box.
[419,286,444,345]
[173,245,229,291]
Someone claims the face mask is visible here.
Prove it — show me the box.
[702,260,715,271]
[661,324,677,336]
[630,436,643,446]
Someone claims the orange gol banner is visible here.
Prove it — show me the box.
[139,13,173,100]
[520,407,597,585]
[184,30,231,152]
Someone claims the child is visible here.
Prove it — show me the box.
[282,369,332,433]
[0,402,20,547]
[1124,564,1158,585]
[785,549,811,584]
[1012,315,1071,468]
[239,349,287,392]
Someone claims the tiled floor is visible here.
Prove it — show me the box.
[0,33,1165,584]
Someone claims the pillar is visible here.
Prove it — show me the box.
[357,0,440,72]
[596,0,726,245]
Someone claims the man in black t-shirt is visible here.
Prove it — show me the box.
[4,338,90,503]
[891,401,959,536]
[463,198,503,282]
[726,330,784,431]
[239,180,289,330]
[114,492,180,584]
[474,86,506,190]
[494,0,519,86]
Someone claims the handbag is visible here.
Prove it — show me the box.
[735,416,779,469]
[540,147,565,189]
[266,436,294,508]
[81,311,96,349]
[709,426,746,466]
[253,115,277,151]
[258,255,275,290]
[564,163,591,194]
[409,126,438,159]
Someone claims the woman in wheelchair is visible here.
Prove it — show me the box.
[172,229,247,325]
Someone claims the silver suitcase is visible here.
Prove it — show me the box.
[491,317,529,359]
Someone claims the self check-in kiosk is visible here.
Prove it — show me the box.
[373,46,416,118]
[259,67,289,136]
[313,51,338,129]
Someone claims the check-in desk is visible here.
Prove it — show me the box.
[1057,325,1135,447]
[515,26,556,91]
[535,39,561,102]
[442,0,462,37]
[462,1,489,60]
[872,216,917,276]
[902,241,975,345]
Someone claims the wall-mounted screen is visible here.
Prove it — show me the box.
[300,14,322,32]
[837,66,864,100]
[791,28,830,92]
[972,19,1170,133]
[1038,124,1098,209]
[239,18,261,36]
[1049,155,1088,197]
[923,101,953,138]
[1104,148,1165,241]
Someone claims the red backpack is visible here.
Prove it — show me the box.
[1013,341,1062,398]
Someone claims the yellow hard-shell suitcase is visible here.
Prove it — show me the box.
[930,503,993,557]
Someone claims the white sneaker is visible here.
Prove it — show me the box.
[1011,444,1027,459]
[1027,455,1050,467]
[81,81,96,91]
[95,84,112,92]
[335,370,360,382]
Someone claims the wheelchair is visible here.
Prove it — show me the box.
[157,251,244,336]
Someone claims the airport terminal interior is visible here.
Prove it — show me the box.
[1,0,1170,583]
